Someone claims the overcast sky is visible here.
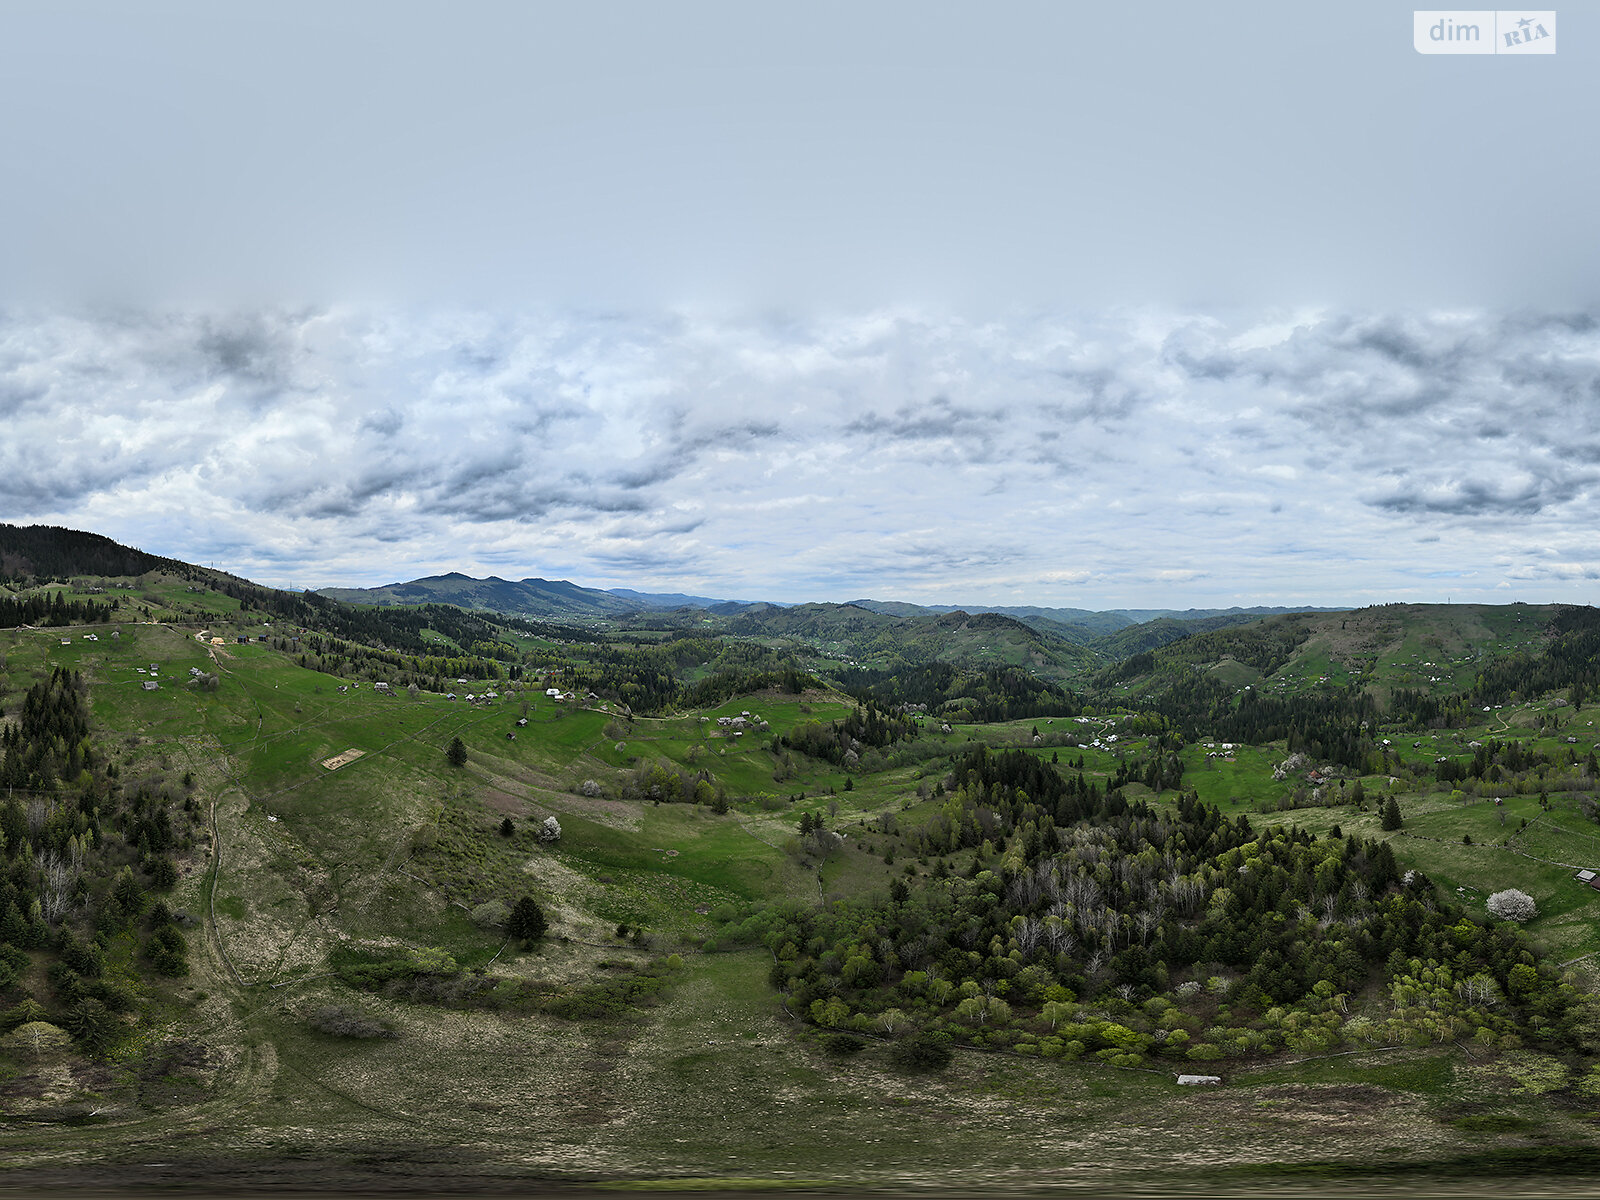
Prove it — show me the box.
[4,2,1599,608]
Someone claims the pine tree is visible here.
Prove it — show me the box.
[446,737,468,768]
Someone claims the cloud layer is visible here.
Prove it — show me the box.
[8,306,1600,607]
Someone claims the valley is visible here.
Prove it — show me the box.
[4,528,1600,1192]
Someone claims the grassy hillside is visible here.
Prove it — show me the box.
[1100,604,1560,703]
[724,603,1100,682]
[8,546,1600,1190]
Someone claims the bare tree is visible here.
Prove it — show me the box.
[38,849,80,924]
[1015,916,1043,957]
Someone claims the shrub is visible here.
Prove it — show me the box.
[1,1020,70,1060]
[307,1004,397,1039]
[537,816,562,843]
[887,1031,953,1073]
[1487,888,1537,922]
[470,899,510,930]
[821,1032,867,1057]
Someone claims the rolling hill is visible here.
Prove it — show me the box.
[9,525,1600,1189]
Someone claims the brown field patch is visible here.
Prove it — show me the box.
[321,747,365,771]
[481,787,526,815]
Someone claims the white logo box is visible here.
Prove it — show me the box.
[1414,10,1556,53]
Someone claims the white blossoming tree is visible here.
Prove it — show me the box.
[1486,888,1537,922]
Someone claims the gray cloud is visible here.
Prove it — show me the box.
[6,305,1600,607]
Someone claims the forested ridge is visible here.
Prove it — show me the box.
[838,662,1081,722]
[0,524,178,582]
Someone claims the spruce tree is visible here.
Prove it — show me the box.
[507,895,548,946]
[446,737,468,768]
[1381,796,1403,831]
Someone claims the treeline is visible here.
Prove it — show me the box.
[1092,620,1312,688]
[1135,673,1380,770]
[1394,606,1600,727]
[718,747,1584,1067]
[839,663,1081,722]
[544,636,820,715]
[0,590,116,629]
[1434,737,1562,785]
[1475,605,1600,707]
[0,668,194,1059]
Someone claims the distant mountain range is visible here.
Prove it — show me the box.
[312,573,769,619]
[0,525,1554,696]
[315,571,1350,635]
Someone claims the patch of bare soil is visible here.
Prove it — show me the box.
[321,748,365,771]
[1252,1082,1399,1112]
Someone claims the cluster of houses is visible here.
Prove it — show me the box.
[704,711,770,739]
[195,629,270,646]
